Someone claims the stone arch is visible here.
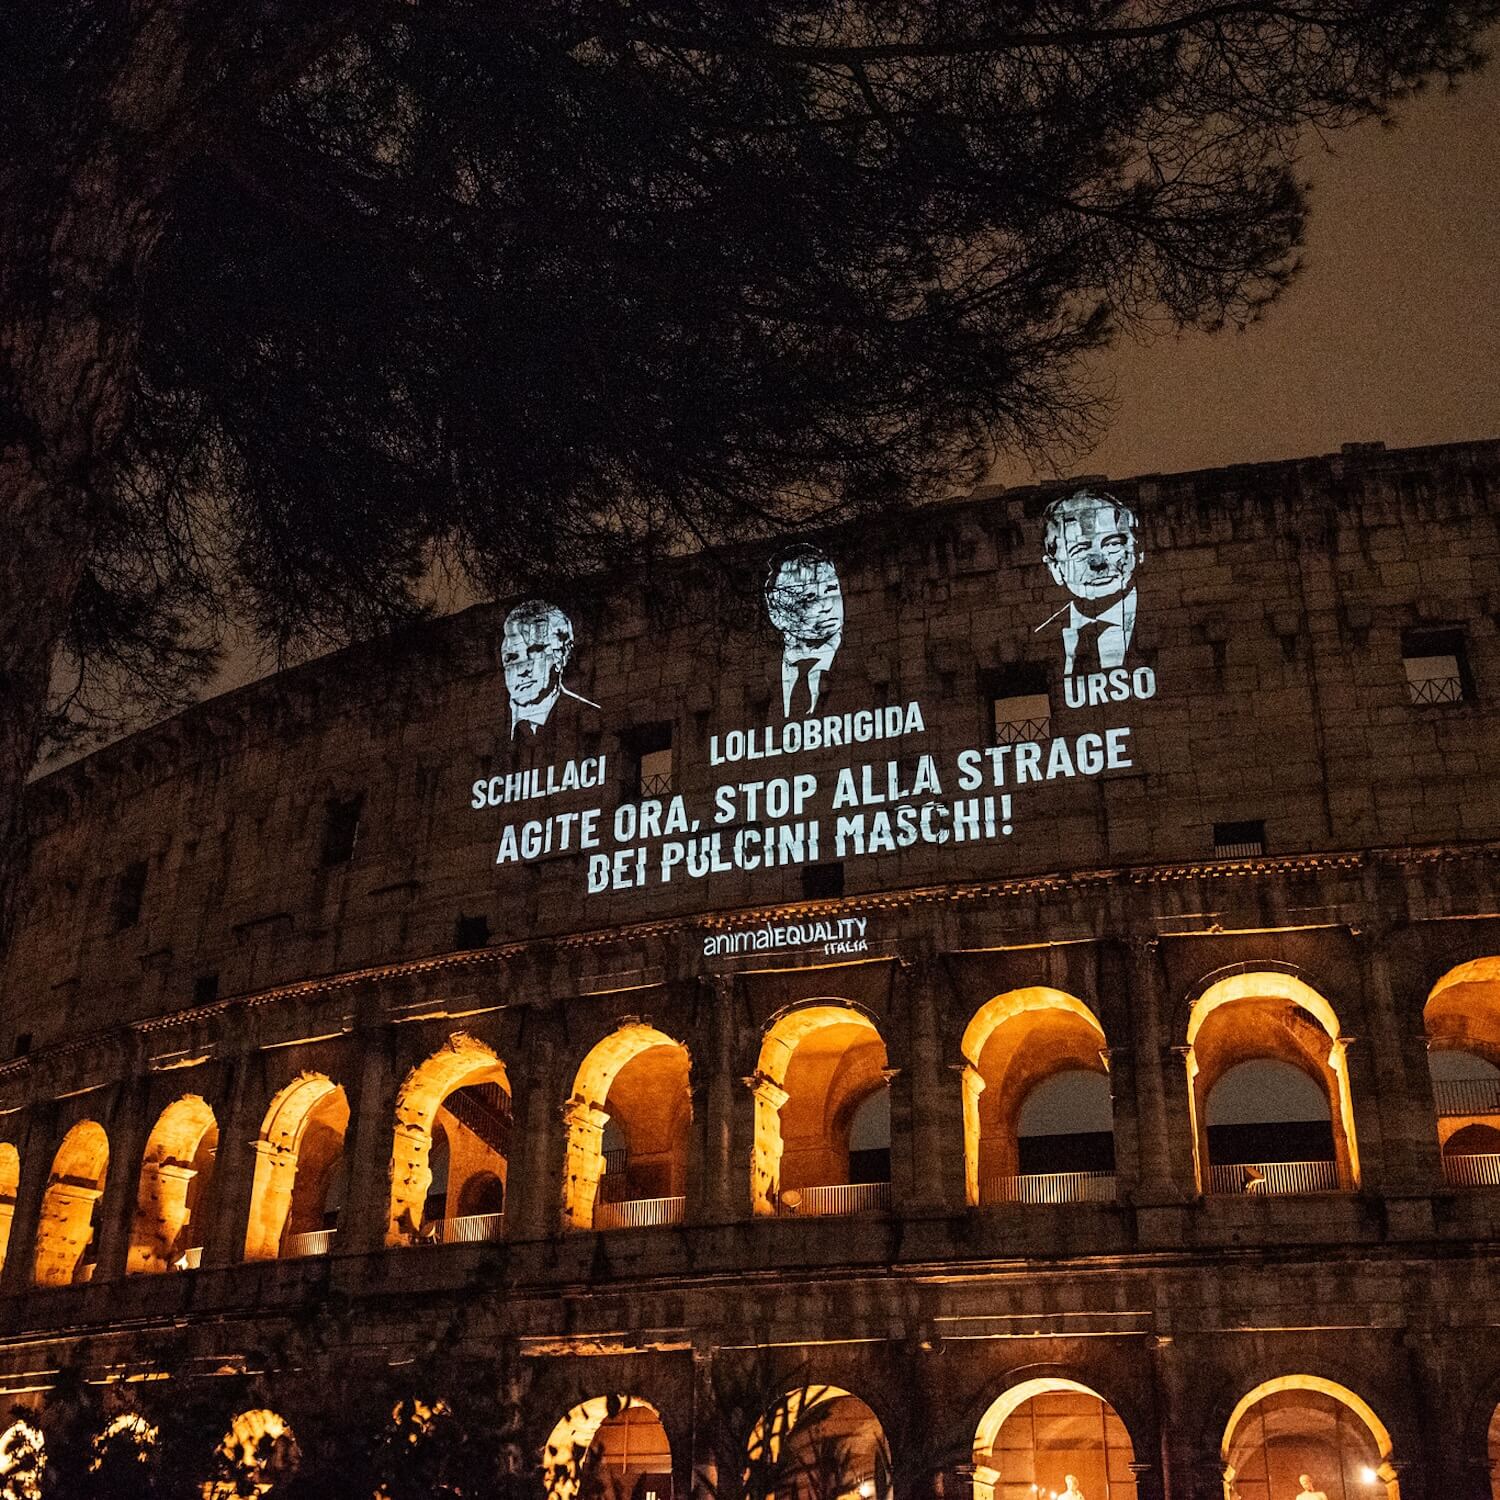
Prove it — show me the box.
[1183,971,1358,1194]
[747,1384,891,1500]
[1425,957,1500,1180]
[33,1120,108,1287]
[1220,1376,1399,1499]
[751,1003,890,1216]
[562,1022,691,1231]
[960,988,1110,1206]
[127,1094,218,1274]
[0,1419,43,1500]
[388,1033,511,1244]
[0,1143,19,1275]
[972,1376,1138,1500]
[209,1409,299,1498]
[541,1395,671,1500]
[243,1074,348,1260]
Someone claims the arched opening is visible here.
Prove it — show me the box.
[1205,1060,1336,1193]
[542,1396,672,1500]
[973,1379,1137,1500]
[0,1144,19,1275]
[961,989,1113,1207]
[1425,959,1500,1187]
[388,1034,511,1246]
[0,1420,43,1500]
[1185,973,1357,1196]
[752,1005,891,1218]
[33,1120,108,1286]
[91,1413,158,1476]
[127,1095,218,1274]
[243,1075,348,1260]
[209,1409,299,1498]
[1221,1377,1399,1500]
[563,1024,691,1231]
[749,1387,890,1500]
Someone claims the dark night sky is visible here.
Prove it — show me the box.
[999,60,1500,486]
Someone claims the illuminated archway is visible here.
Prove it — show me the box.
[960,989,1110,1206]
[388,1034,511,1244]
[128,1095,218,1274]
[973,1378,1137,1500]
[91,1413,157,1476]
[0,1143,19,1275]
[0,1420,43,1500]
[1425,958,1500,1184]
[562,1024,691,1231]
[243,1075,348,1260]
[751,1005,890,1216]
[208,1409,299,1498]
[541,1395,671,1500]
[1221,1377,1399,1500]
[1488,1400,1500,1500]
[1184,972,1358,1194]
[33,1120,108,1286]
[749,1386,890,1500]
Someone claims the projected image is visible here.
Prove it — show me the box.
[1038,490,1144,675]
[764,544,845,717]
[502,600,600,739]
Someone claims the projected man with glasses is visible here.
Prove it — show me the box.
[501,600,599,739]
[764,543,845,718]
[1038,489,1143,677]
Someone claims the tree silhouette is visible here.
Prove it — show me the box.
[2,0,1496,932]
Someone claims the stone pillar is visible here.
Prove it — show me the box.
[339,1025,397,1255]
[1126,938,1191,1202]
[91,1082,154,1281]
[201,1056,264,1269]
[505,1024,562,1241]
[559,1099,610,1230]
[691,977,739,1225]
[1356,930,1444,1195]
[899,958,966,1214]
[0,1110,55,1293]
[747,1074,789,1215]
[33,1182,103,1286]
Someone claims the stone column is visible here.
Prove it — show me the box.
[1356,929,1443,1195]
[691,977,739,1225]
[338,1024,397,1255]
[0,1109,55,1292]
[899,957,966,1214]
[91,1081,153,1281]
[505,1023,562,1241]
[559,1099,610,1230]
[1125,938,1191,1202]
[746,1074,789,1215]
[201,1055,263,1269]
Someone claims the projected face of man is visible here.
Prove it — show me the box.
[502,605,570,711]
[1044,494,1140,605]
[768,554,844,649]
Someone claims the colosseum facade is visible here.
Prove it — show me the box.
[2,438,1500,1498]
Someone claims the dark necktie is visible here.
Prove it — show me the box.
[791,658,817,715]
[1074,617,1107,671]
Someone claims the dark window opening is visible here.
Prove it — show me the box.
[624,723,674,799]
[320,794,364,866]
[981,664,1051,745]
[1402,626,1472,706]
[454,913,491,950]
[192,973,220,1007]
[801,862,845,900]
[113,860,148,931]
[1213,819,1267,859]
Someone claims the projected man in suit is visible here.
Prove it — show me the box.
[502,600,599,738]
[1038,489,1143,676]
[764,543,845,718]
